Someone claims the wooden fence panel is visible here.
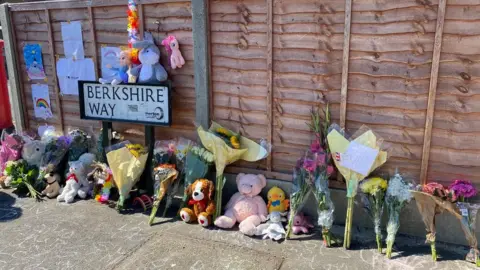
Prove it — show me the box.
[427,0,480,185]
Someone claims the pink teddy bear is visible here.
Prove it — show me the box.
[161,35,185,69]
[215,173,268,236]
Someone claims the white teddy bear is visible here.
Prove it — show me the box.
[57,153,95,204]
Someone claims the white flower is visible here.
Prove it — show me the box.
[386,173,412,202]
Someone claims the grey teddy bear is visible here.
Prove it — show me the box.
[130,32,168,84]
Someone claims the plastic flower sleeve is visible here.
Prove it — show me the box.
[327,124,389,249]
[197,121,268,219]
[385,172,413,258]
[0,132,24,178]
[456,202,480,266]
[148,164,178,225]
[106,141,148,210]
[411,190,461,261]
[286,165,311,239]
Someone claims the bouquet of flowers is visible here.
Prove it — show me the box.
[181,146,214,209]
[152,138,193,217]
[385,172,413,258]
[360,177,387,252]
[0,133,25,183]
[327,125,388,248]
[449,180,479,265]
[412,182,461,261]
[197,122,268,219]
[148,164,179,225]
[286,105,337,245]
[4,160,41,200]
[106,142,148,210]
[38,135,71,182]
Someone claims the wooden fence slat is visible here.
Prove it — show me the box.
[420,0,447,185]
[0,4,26,132]
[8,0,189,11]
[45,9,64,132]
[266,0,273,171]
[88,7,99,79]
[192,0,210,129]
[138,3,145,38]
[339,0,352,129]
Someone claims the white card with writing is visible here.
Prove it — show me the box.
[57,58,96,95]
[340,141,379,176]
[61,21,85,60]
[460,208,469,217]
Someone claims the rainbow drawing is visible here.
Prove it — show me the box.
[36,98,50,109]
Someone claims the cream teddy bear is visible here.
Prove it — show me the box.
[214,173,268,236]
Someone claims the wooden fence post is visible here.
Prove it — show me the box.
[192,0,210,129]
[420,0,447,185]
[45,9,65,132]
[266,0,273,171]
[0,4,26,132]
[339,0,352,130]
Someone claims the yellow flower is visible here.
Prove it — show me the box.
[126,144,147,158]
[361,177,387,195]
[230,136,241,149]
[216,127,231,137]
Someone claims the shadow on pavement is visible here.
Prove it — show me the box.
[0,191,22,222]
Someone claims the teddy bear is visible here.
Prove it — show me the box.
[291,212,315,234]
[41,171,61,199]
[255,211,288,241]
[57,153,95,203]
[130,32,168,84]
[214,173,268,236]
[180,179,215,227]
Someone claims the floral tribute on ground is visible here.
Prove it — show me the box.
[360,176,387,253]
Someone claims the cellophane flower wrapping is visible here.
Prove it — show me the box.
[181,146,214,208]
[286,160,311,239]
[64,129,91,176]
[106,141,148,209]
[411,187,461,261]
[456,202,480,265]
[38,135,71,183]
[152,138,193,217]
[148,164,179,225]
[385,173,413,258]
[360,177,387,252]
[0,133,25,178]
[197,122,268,218]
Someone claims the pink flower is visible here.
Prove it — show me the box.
[327,165,334,176]
[310,140,322,154]
[422,182,447,198]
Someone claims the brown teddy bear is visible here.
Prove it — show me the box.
[179,179,215,227]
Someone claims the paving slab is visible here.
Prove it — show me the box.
[0,190,478,270]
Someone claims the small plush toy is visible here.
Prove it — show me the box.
[161,35,185,69]
[130,32,168,84]
[180,179,215,227]
[57,153,95,203]
[21,139,46,168]
[214,173,268,236]
[267,186,289,214]
[291,212,315,234]
[87,162,113,203]
[99,50,132,85]
[41,171,61,199]
[57,162,83,204]
[255,211,288,241]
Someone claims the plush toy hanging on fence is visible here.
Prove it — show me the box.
[162,36,185,69]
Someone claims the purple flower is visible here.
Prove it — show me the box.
[449,180,477,199]
[303,158,316,173]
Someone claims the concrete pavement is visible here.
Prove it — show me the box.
[0,190,476,270]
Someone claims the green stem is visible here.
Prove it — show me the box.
[213,174,224,220]
[286,211,294,240]
[386,240,393,259]
[430,241,437,261]
[322,229,332,247]
[148,200,161,226]
[376,233,382,253]
[476,255,480,267]
[344,196,354,249]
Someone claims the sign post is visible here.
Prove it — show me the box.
[78,80,172,196]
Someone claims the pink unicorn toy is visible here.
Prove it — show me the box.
[161,35,185,69]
